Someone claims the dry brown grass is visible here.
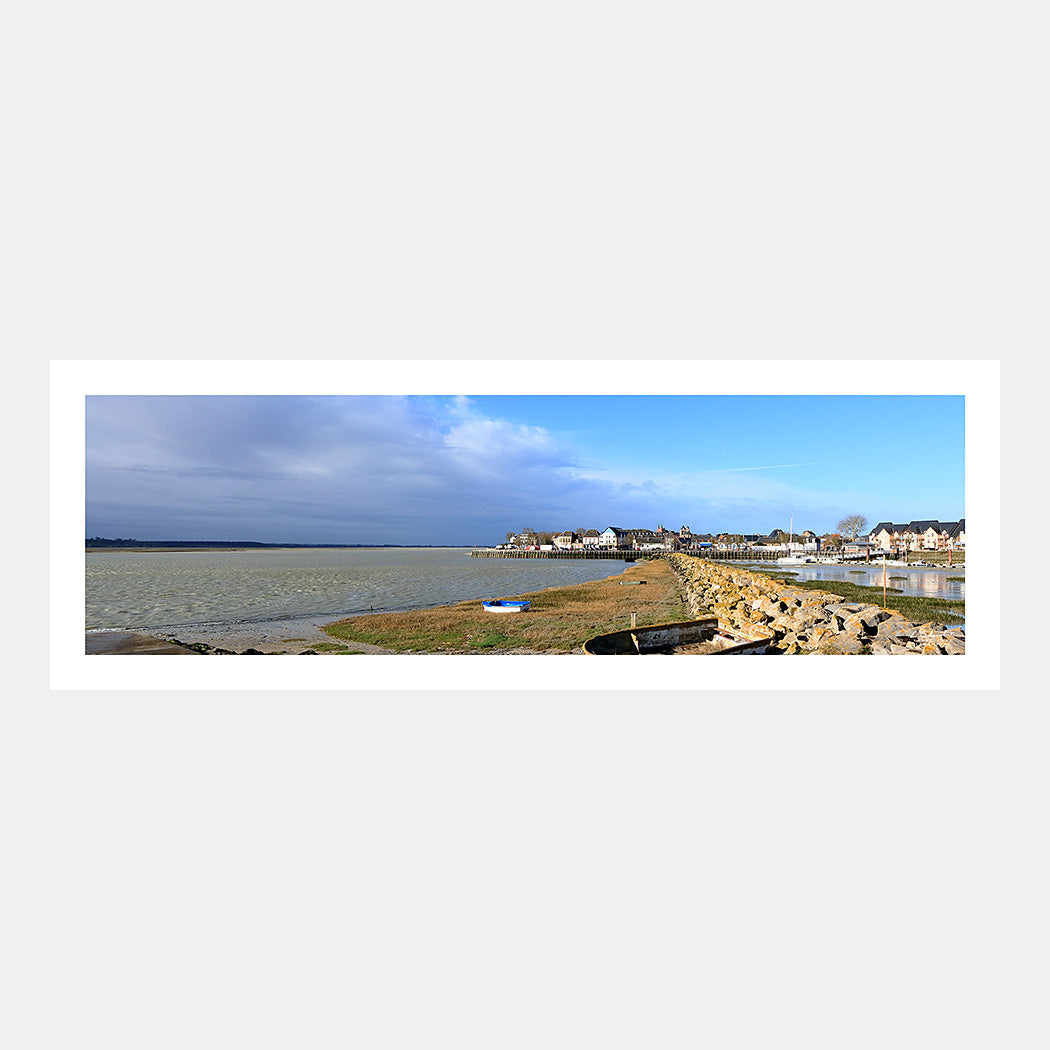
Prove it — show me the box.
[322,561,691,652]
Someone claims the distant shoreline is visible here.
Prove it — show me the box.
[86,544,474,552]
[86,613,362,654]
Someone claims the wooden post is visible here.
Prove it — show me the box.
[882,555,887,608]
[631,613,637,629]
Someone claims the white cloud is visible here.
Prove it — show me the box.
[443,418,563,461]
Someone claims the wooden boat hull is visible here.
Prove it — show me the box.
[583,617,772,655]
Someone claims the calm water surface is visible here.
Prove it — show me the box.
[741,562,965,600]
[86,548,635,631]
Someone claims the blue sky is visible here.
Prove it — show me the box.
[85,394,964,544]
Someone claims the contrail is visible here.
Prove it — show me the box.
[714,462,819,473]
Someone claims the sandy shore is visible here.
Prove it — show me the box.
[86,614,397,655]
[86,613,580,655]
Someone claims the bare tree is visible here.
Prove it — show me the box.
[836,514,868,540]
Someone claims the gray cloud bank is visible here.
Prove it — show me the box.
[86,396,846,544]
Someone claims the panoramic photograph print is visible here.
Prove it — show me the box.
[84,390,967,660]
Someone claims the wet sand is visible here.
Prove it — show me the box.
[85,631,205,655]
[85,615,396,654]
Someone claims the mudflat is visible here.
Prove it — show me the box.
[85,631,205,655]
[85,615,393,655]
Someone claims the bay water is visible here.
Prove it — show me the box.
[85,549,966,633]
[85,548,635,631]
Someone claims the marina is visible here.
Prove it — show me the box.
[470,547,876,563]
[467,548,967,603]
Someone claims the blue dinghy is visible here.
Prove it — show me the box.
[483,599,531,613]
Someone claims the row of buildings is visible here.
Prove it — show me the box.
[867,520,966,552]
[501,519,966,553]
[503,525,823,552]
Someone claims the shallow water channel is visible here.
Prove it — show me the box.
[744,562,964,600]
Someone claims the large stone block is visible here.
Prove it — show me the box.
[768,615,800,639]
[820,635,868,654]
[874,612,914,641]
[804,624,835,644]
[791,606,832,630]
[870,641,921,655]
[842,607,890,637]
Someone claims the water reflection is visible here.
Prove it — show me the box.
[740,562,965,600]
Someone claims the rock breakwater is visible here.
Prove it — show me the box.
[665,554,964,655]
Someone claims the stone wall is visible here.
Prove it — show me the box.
[665,553,965,655]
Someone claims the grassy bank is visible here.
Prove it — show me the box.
[745,568,966,625]
[322,561,690,653]
[319,559,964,654]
